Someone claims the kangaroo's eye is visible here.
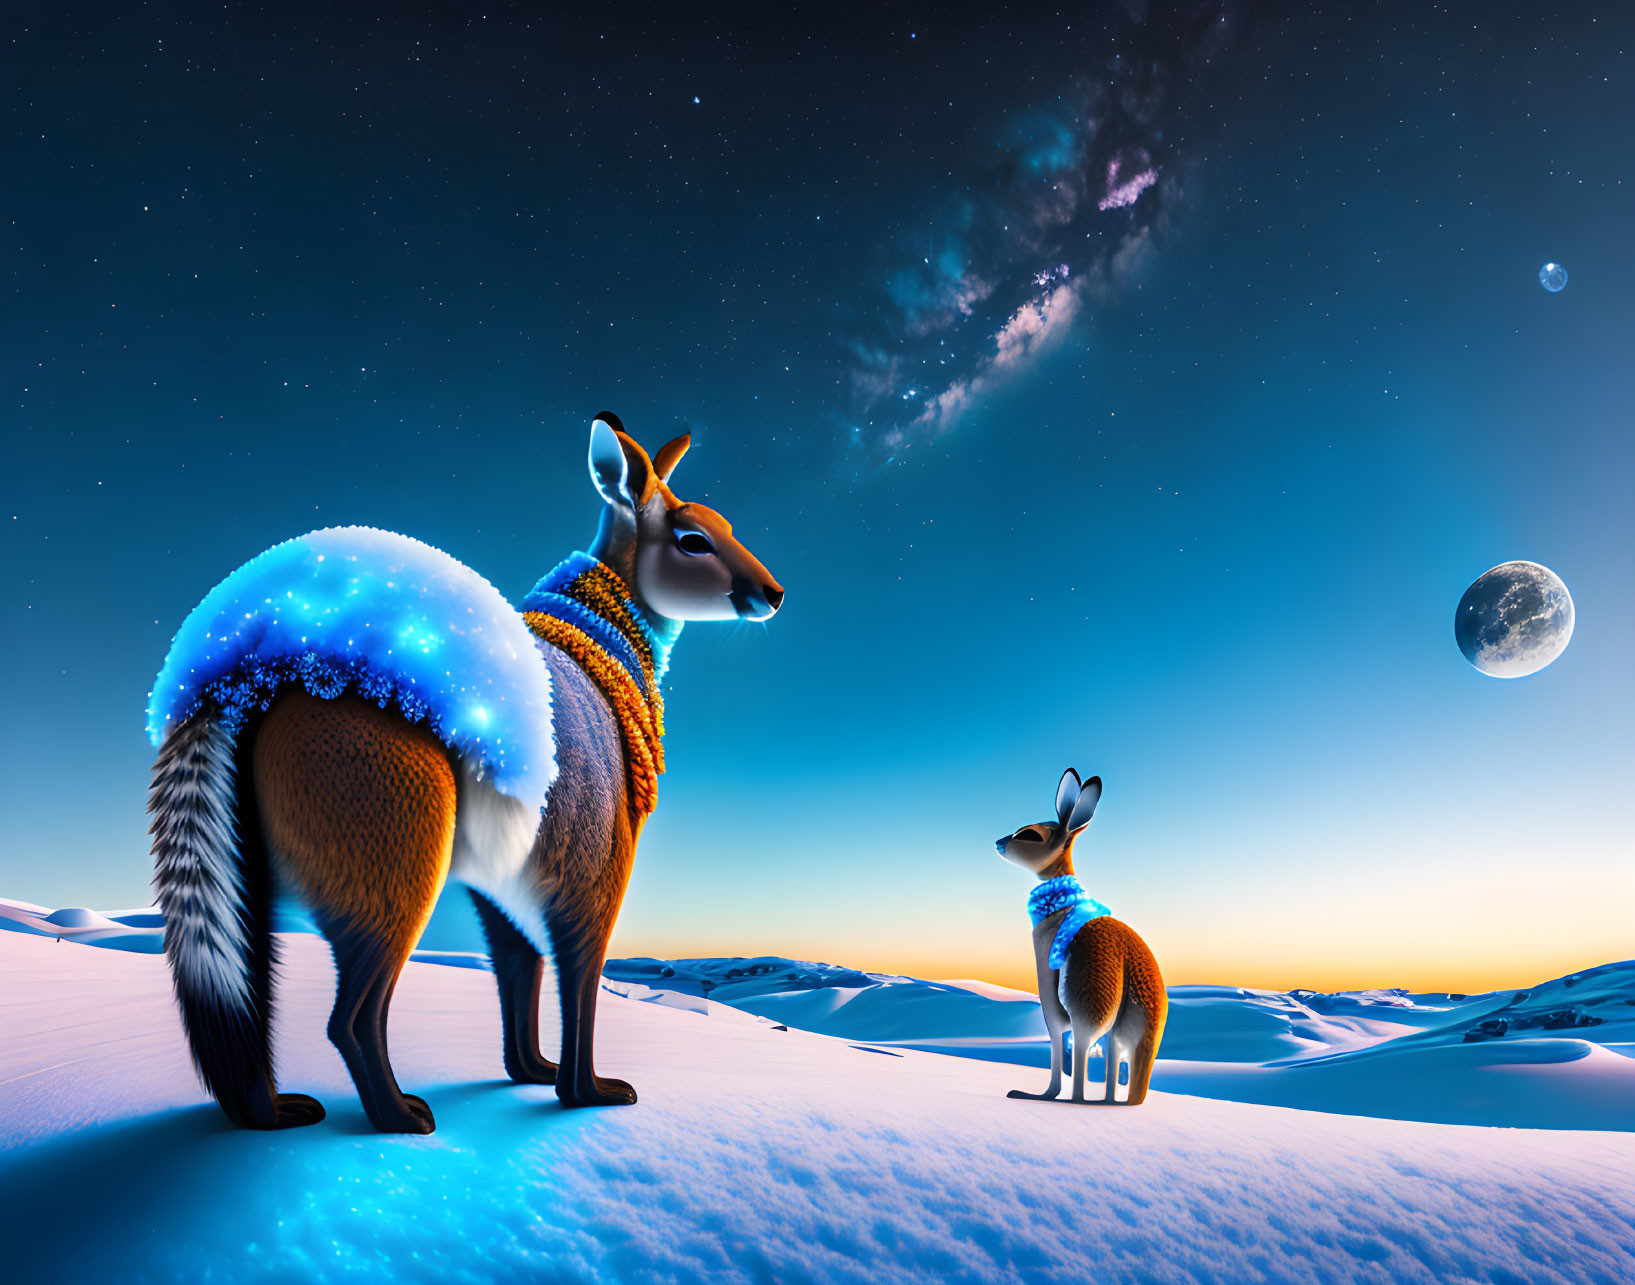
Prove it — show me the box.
[675,530,714,556]
[1016,827,1043,843]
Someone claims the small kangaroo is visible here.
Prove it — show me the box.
[148,413,782,1132]
[996,769,1167,1105]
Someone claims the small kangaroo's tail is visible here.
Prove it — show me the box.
[1123,927,1169,1105]
[149,712,284,1128]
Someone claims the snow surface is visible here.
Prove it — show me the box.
[9,901,1634,1131]
[2,931,1633,1283]
[600,956,1635,1131]
[145,526,555,806]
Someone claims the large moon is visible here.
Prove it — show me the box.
[1454,561,1574,678]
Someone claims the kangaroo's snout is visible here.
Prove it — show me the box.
[732,575,784,622]
[995,836,1010,855]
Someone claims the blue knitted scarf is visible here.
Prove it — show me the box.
[519,552,667,692]
[1027,876,1112,970]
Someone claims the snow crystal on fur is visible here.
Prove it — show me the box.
[147,526,555,808]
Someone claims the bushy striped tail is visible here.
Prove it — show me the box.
[148,711,278,1127]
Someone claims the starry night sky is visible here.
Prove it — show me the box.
[6,2,1633,990]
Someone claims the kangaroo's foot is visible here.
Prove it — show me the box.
[273,1093,328,1128]
[1007,1087,1062,1101]
[224,1090,328,1131]
[558,1073,637,1109]
[505,1052,559,1086]
[362,1091,436,1134]
[552,936,637,1108]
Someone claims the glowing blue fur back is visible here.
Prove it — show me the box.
[147,526,556,809]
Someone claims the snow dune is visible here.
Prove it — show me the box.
[603,955,1635,1131]
[0,895,162,953]
[9,902,1634,1130]
[2,931,1633,1283]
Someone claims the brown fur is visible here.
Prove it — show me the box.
[254,691,458,957]
[249,626,647,1116]
[1059,915,1168,1104]
[1001,774,1168,1107]
[250,691,459,1132]
[157,419,782,1130]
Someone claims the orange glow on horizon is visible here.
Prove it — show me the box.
[612,932,1631,999]
[612,855,1634,1000]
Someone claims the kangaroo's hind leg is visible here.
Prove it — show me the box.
[1063,922,1123,1105]
[1101,1019,1122,1104]
[471,891,557,1085]
[1073,1015,1115,1104]
[1106,998,1150,1103]
[320,919,437,1132]
[255,692,457,1134]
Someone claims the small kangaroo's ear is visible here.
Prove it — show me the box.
[588,413,655,507]
[1067,775,1102,833]
[652,433,690,484]
[1055,768,1082,826]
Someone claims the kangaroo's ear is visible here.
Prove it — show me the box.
[1067,776,1102,833]
[588,413,655,507]
[589,415,631,506]
[1055,768,1081,826]
[652,434,690,484]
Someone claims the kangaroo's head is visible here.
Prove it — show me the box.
[996,769,1102,879]
[586,411,783,623]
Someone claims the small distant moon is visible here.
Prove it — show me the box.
[1539,262,1568,292]
[1455,561,1574,679]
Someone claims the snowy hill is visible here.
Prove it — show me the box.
[0,896,164,952]
[603,956,1047,1058]
[604,954,1635,1066]
[8,900,1633,1130]
[1,930,1633,1283]
[598,954,1635,1131]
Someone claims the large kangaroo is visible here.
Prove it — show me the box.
[996,770,1167,1105]
[148,413,782,1132]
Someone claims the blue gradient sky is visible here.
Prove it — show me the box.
[5,3,1631,990]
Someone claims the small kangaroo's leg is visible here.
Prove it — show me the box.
[470,891,557,1085]
[1073,1016,1116,1104]
[552,926,636,1108]
[1011,964,1070,1100]
[1009,1021,1066,1100]
[1102,1026,1122,1103]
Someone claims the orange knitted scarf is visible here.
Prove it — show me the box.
[522,560,665,818]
